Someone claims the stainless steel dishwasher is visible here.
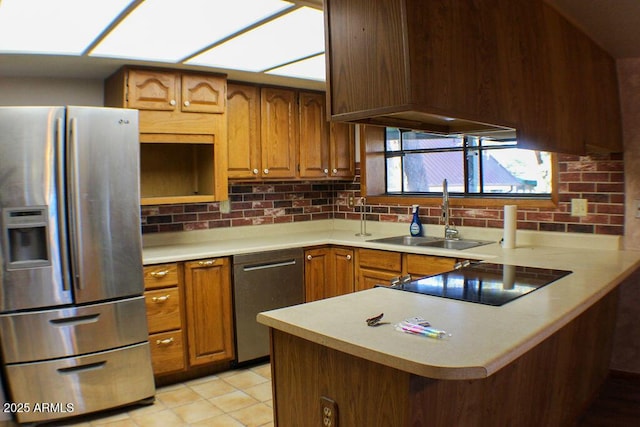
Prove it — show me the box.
[233,248,304,363]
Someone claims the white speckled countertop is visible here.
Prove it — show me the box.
[143,219,640,380]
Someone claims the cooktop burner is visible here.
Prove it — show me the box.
[387,262,572,306]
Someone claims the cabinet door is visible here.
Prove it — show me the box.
[305,248,330,302]
[329,122,355,178]
[329,247,355,298]
[181,74,226,114]
[305,247,355,302]
[127,69,178,111]
[299,92,329,178]
[184,258,234,366]
[227,83,261,179]
[260,87,298,178]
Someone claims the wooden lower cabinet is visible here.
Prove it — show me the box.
[404,253,457,279]
[356,249,402,291]
[144,258,234,378]
[305,246,355,302]
[148,330,186,375]
[143,263,186,376]
[356,249,456,291]
[183,257,235,366]
[270,289,618,426]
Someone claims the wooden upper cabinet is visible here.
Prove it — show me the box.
[226,85,355,180]
[227,83,261,179]
[181,74,225,114]
[329,122,356,178]
[124,69,225,114]
[260,87,298,179]
[299,91,329,178]
[104,67,229,205]
[126,69,177,111]
[299,92,356,179]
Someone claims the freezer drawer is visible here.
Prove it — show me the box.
[0,297,148,363]
[4,342,155,423]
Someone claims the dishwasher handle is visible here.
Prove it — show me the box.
[242,259,297,272]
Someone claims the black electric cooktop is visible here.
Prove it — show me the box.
[386,262,572,306]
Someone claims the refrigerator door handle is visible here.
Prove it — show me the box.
[56,361,107,375]
[67,117,84,290]
[56,117,71,292]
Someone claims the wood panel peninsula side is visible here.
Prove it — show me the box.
[259,281,622,426]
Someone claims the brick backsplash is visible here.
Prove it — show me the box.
[141,152,624,235]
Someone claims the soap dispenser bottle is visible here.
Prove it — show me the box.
[409,205,423,236]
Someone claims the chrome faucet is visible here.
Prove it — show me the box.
[442,179,459,240]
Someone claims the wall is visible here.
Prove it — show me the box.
[0,77,103,106]
[610,58,640,375]
[142,154,625,236]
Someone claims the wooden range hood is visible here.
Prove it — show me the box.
[324,0,622,153]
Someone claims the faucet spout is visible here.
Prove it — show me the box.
[442,179,459,240]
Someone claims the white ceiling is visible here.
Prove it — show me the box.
[0,0,326,90]
[0,0,638,91]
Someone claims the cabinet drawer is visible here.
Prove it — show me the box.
[405,254,457,278]
[0,297,148,363]
[5,342,154,424]
[149,330,186,375]
[358,249,402,272]
[145,288,181,333]
[144,263,179,289]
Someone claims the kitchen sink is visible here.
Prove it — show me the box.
[368,235,493,250]
[366,235,441,246]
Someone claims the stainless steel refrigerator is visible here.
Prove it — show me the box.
[0,106,155,424]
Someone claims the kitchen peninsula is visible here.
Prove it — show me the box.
[236,220,640,427]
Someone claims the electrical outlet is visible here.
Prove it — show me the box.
[571,198,588,217]
[348,195,355,208]
[320,396,338,427]
[220,199,231,214]
[636,199,640,219]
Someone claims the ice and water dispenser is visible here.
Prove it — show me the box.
[2,207,50,270]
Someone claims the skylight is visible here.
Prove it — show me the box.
[0,0,326,82]
[0,0,135,55]
[90,0,293,62]
[185,7,324,73]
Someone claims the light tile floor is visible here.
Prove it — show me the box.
[0,363,273,427]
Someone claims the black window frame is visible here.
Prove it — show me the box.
[384,128,552,199]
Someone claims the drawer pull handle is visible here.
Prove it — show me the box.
[156,337,174,346]
[150,270,169,278]
[57,361,106,374]
[198,260,215,266]
[49,313,100,326]
[152,295,171,303]
[346,254,352,260]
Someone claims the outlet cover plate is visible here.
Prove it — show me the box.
[571,198,588,217]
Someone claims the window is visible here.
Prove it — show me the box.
[385,128,552,198]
